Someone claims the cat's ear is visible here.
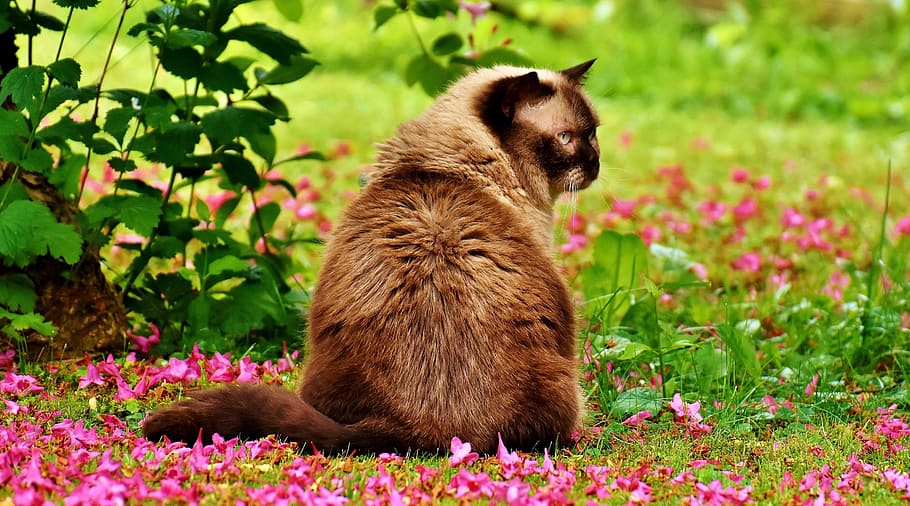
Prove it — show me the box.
[560,59,596,83]
[500,71,552,120]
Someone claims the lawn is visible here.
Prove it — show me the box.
[2,0,910,504]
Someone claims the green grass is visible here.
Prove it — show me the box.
[5,0,910,503]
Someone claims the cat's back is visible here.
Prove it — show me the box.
[302,170,577,448]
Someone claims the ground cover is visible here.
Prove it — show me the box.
[2,0,909,504]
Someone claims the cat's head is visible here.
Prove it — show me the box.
[476,60,600,195]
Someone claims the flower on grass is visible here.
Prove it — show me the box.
[669,393,711,437]
[622,410,653,428]
[78,362,105,388]
[449,436,479,467]
[804,372,820,396]
[731,252,761,272]
[127,323,160,353]
[0,372,44,396]
[895,215,910,237]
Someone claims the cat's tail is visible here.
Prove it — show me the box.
[141,384,393,453]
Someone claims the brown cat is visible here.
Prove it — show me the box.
[142,60,600,454]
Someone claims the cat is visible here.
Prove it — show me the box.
[142,59,600,454]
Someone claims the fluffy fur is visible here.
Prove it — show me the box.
[143,61,600,454]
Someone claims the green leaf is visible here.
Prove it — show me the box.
[256,55,319,86]
[47,58,81,87]
[219,154,260,188]
[153,121,201,166]
[37,116,99,145]
[0,274,37,312]
[214,195,241,228]
[200,61,249,94]
[52,0,100,9]
[0,66,46,119]
[0,200,83,266]
[405,54,450,96]
[718,322,762,382]
[611,387,663,418]
[432,33,463,56]
[251,95,289,120]
[103,107,139,143]
[373,5,400,30]
[201,107,276,145]
[31,11,66,31]
[49,154,86,196]
[475,47,533,68]
[21,146,55,174]
[158,46,204,80]
[4,311,56,336]
[107,157,137,173]
[620,295,661,349]
[167,28,217,49]
[225,24,307,65]
[84,195,163,237]
[273,0,303,21]
[206,255,251,278]
[413,0,442,18]
[248,130,277,165]
[249,202,281,243]
[0,109,29,137]
[581,231,649,325]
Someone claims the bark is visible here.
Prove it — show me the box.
[1,26,128,359]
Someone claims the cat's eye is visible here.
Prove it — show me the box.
[557,131,572,145]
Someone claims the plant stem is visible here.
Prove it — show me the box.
[78,0,134,205]
[406,11,430,56]
[120,165,178,301]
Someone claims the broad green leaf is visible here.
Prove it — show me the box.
[611,387,663,418]
[0,109,29,137]
[158,46,204,80]
[273,0,303,21]
[200,61,249,94]
[581,231,649,325]
[31,11,66,31]
[91,137,118,155]
[373,5,399,30]
[432,33,463,56]
[219,154,260,188]
[166,28,217,49]
[0,200,82,266]
[201,107,276,145]
[405,54,450,96]
[153,121,201,166]
[103,107,139,143]
[225,24,307,65]
[5,311,56,336]
[51,0,100,8]
[84,194,162,237]
[256,55,319,86]
[49,154,86,196]
[718,323,762,381]
[620,295,660,349]
[0,274,37,312]
[107,157,137,173]
[0,136,24,164]
[21,146,54,174]
[47,58,81,87]
[214,195,241,228]
[251,95,289,120]
[0,66,46,119]
[248,130,277,165]
[37,116,99,145]
[413,0,442,18]
[249,202,281,244]
[206,255,250,278]
[475,47,533,68]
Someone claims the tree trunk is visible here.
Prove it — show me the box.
[1,27,128,360]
